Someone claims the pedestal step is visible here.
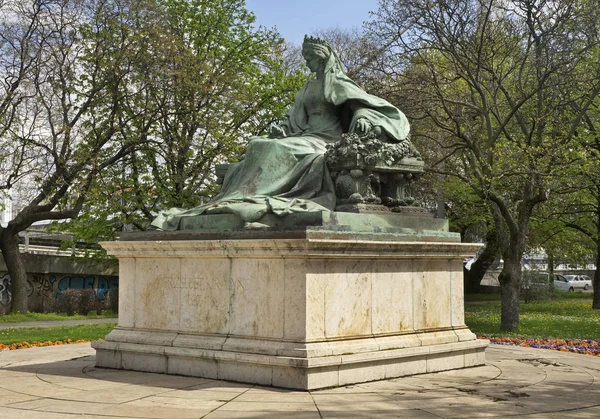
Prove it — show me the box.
[93,334,488,390]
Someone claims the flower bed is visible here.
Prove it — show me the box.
[482,336,600,356]
[0,339,92,351]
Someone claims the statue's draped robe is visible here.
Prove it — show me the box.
[150,54,410,231]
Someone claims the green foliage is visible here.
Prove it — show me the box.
[527,134,598,264]
[0,0,151,312]
[0,324,115,346]
[55,0,308,243]
[370,0,600,328]
[465,300,600,340]
[371,0,600,225]
[438,176,491,238]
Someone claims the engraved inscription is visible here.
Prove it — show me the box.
[163,277,215,298]
[165,276,179,288]
[163,277,205,289]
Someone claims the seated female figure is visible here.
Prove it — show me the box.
[151,35,410,231]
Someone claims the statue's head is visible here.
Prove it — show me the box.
[302,35,331,72]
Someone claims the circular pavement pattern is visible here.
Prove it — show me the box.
[0,343,599,418]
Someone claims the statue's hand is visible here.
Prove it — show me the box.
[354,118,373,135]
[268,125,286,139]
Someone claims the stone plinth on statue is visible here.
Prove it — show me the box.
[93,214,488,390]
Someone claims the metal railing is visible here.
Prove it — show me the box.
[19,229,99,257]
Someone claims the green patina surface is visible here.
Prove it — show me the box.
[179,211,451,234]
[126,211,459,242]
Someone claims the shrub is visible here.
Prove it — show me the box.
[107,288,119,313]
[92,299,104,315]
[521,271,554,303]
[61,289,82,316]
[43,298,61,314]
[61,289,97,315]
[78,289,96,315]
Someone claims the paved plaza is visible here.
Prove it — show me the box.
[0,342,599,418]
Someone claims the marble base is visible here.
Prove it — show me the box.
[93,229,488,390]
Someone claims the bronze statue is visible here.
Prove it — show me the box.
[151,35,412,230]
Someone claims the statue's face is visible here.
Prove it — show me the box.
[302,48,325,73]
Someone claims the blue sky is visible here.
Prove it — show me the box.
[245,0,380,45]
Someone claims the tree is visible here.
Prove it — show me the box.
[370,0,600,330]
[534,108,600,308]
[58,0,307,243]
[0,0,139,312]
[574,107,600,308]
[521,34,600,308]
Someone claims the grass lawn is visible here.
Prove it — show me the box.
[0,323,115,346]
[465,298,600,340]
[0,310,117,323]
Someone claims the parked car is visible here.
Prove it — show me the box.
[578,275,594,290]
[554,274,593,292]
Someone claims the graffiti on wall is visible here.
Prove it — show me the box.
[0,273,11,306]
[0,271,118,313]
[0,273,118,307]
[54,275,118,299]
[29,274,56,299]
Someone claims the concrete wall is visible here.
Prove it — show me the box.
[0,253,118,314]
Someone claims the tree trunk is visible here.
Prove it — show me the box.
[0,230,28,314]
[593,248,600,309]
[498,264,520,331]
[498,239,524,331]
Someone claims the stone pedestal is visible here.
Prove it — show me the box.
[93,220,488,390]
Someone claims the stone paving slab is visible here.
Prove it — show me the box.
[1,343,600,418]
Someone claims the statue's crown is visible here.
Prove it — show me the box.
[303,35,327,46]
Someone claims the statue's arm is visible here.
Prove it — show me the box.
[346,100,391,140]
[347,101,374,135]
